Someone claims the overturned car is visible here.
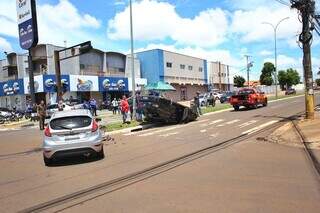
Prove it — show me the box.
[140,96,199,124]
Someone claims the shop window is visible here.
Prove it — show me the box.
[166,62,172,68]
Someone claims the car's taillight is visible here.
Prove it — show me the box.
[44,126,52,137]
[92,120,99,132]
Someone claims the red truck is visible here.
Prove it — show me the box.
[229,88,268,111]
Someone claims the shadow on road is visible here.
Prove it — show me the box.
[47,155,103,167]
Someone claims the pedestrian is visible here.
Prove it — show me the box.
[37,100,46,130]
[117,98,121,114]
[111,98,118,115]
[89,98,97,116]
[120,95,129,124]
[58,100,64,111]
[194,91,202,116]
[136,94,144,121]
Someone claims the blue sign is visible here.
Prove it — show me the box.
[0,82,4,97]
[43,75,70,93]
[98,77,128,92]
[16,0,38,50]
[1,79,24,96]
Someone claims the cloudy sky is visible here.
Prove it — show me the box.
[1,0,320,80]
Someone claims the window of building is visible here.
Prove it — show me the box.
[180,64,185,69]
[166,62,172,68]
[199,67,203,72]
[188,65,193,70]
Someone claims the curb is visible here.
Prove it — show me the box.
[107,123,157,135]
[1,119,30,127]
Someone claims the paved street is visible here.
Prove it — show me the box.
[0,95,319,212]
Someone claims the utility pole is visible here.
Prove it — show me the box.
[130,0,136,120]
[291,0,315,119]
[244,55,251,87]
[218,62,222,91]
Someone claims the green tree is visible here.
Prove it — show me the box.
[277,68,300,90]
[234,75,245,87]
[260,62,275,86]
[315,79,320,87]
[278,70,287,90]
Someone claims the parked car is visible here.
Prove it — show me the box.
[42,109,104,166]
[230,88,268,111]
[212,92,223,100]
[220,92,236,103]
[285,88,296,95]
[46,103,73,118]
[199,94,208,106]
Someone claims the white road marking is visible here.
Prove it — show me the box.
[200,129,207,133]
[209,119,224,125]
[159,132,179,137]
[242,120,278,135]
[217,119,240,127]
[238,120,258,128]
[210,133,219,138]
[139,126,182,137]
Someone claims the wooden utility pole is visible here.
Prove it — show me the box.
[292,0,315,119]
[244,55,251,87]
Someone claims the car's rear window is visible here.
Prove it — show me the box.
[50,116,92,130]
[47,104,58,110]
[238,89,254,95]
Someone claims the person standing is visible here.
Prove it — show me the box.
[194,91,202,116]
[111,98,118,115]
[37,100,47,130]
[89,98,97,116]
[120,95,129,124]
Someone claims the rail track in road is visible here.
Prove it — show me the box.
[20,119,289,213]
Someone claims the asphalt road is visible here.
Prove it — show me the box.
[0,95,319,212]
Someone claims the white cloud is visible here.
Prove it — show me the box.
[259,50,273,56]
[0,37,13,52]
[107,0,228,47]
[230,6,300,45]
[0,0,101,47]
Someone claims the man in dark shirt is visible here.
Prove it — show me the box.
[37,100,47,130]
[194,91,202,116]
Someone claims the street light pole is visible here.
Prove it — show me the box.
[262,17,289,99]
[130,0,136,120]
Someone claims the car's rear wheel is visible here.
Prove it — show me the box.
[96,146,105,159]
[263,99,268,107]
[233,106,240,111]
[43,154,52,166]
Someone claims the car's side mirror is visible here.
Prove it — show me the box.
[95,118,102,122]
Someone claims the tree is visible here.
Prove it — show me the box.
[277,68,300,90]
[234,75,245,87]
[260,62,275,86]
[278,70,287,90]
[315,79,320,87]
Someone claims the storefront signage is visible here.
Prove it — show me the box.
[16,0,38,50]
[43,75,70,93]
[98,77,128,92]
[1,79,24,96]
[23,75,43,94]
[69,75,99,92]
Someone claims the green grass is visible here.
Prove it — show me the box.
[100,120,142,132]
[202,104,232,114]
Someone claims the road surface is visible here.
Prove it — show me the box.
[0,95,319,212]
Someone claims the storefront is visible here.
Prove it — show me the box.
[0,74,147,110]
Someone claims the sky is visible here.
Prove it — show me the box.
[1,0,320,80]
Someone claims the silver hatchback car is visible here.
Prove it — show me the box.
[42,109,104,166]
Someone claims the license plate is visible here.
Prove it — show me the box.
[65,136,80,141]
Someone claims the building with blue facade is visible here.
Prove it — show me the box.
[137,49,208,101]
